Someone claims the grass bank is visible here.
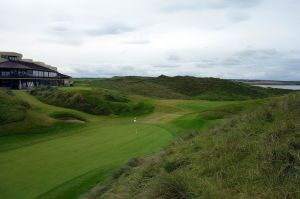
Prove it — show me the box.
[91,93,300,199]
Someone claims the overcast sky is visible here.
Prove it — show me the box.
[1,0,300,80]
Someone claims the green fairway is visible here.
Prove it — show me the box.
[0,123,171,199]
[0,90,257,199]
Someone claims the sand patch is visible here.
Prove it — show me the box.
[58,117,85,123]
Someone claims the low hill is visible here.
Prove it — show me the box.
[0,89,29,125]
[78,76,292,100]
[30,87,154,116]
[87,93,300,199]
[0,89,54,136]
[0,90,92,137]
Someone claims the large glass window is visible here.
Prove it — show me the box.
[48,72,57,77]
[27,70,33,77]
[1,71,10,77]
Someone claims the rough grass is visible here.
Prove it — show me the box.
[78,76,293,100]
[93,93,300,199]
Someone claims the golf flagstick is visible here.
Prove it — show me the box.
[134,117,138,134]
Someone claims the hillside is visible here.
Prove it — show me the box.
[0,89,49,136]
[30,87,154,116]
[77,76,293,100]
[0,89,29,125]
[0,88,93,137]
[86,93,300,199]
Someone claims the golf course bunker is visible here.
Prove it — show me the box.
[57,117,85,123]
[51,112,86,123]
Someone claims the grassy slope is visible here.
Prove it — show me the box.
[0,88,97,137]
[79,76,292,100]
[0,89,258,199]
[94,93,300,199]
[0,89,29,125]
[30,87,154,116]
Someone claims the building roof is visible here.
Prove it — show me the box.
[0,61,59,72]
[0,61,32,70]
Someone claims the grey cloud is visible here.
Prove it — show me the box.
[87,23,135,36]
[236,49,281,60]
[211,0,263,9]
[152,64,180,68]
[40,37,83,46]
[42,22,84,45]
[44,21,137,45]
[67,64,152,77]
[194,48,290,67]
[194,48,300,80]
[167,54,181,61]
[163,0,263,12]
[196,57,241,67]
[227,12,250,23]
[279,58,300,70]
[123,39,150,45]
[51,25,69,32]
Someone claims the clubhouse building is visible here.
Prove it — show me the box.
[0,52,71,89]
